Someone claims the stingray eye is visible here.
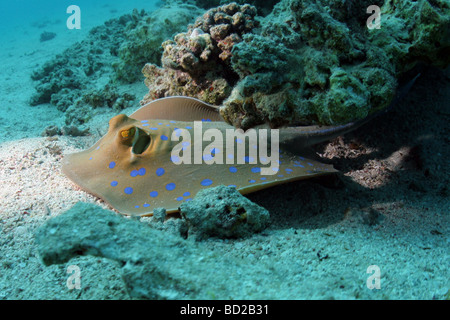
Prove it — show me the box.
[120,127,136,140]
[118,126,150,154]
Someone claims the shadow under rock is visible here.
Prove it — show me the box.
[247,65,450,231]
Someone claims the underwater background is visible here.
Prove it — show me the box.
[0,0,448,300]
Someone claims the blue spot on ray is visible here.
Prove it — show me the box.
[124,187,133,195]
[201,179,213,186]
[156,168,165,176]
[183,192,191,197]
[111,181,118,187]
[109,161,116,169]
[138,168,146,176]
[150,191,158,198]
[251,167,261,173]
[229,167,237,173]
[130,170,138,177]
[161,135,169,141]
[166,183,176,191]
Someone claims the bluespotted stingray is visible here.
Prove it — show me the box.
[62,96,340,216]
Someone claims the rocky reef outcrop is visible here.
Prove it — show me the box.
[143,0,450,129]
[141,2,259,106]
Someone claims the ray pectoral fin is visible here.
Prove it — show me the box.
[61,150,103,200]
[130,96,223,122]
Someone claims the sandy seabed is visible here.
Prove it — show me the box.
[0,2,449,300]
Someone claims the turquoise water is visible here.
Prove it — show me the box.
[0,0,160,143]
[0,0,157,26]
[0,0,158,43]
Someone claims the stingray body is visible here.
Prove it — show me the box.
[62,97,337,216]
[63,74,420,216]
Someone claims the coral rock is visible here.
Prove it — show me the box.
[141,3,259,106]
[180,185,270,239]
[219,0,449,129]
[147,0,449,129]
[35,202,191,299]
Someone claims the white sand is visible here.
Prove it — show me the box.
[0,1,448,300]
